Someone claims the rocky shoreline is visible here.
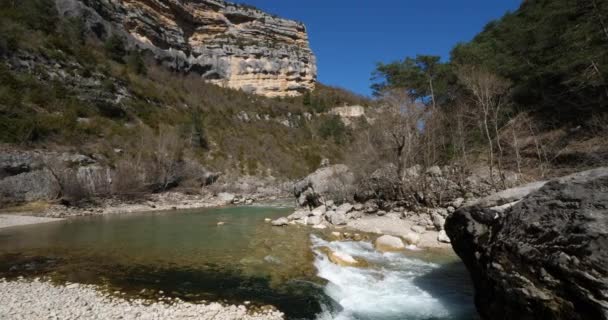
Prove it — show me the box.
[0,278,283,320]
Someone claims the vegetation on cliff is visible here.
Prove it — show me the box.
[0,0,369,189]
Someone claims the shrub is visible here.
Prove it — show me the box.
[104,34,126,62]
[318,115,348,144]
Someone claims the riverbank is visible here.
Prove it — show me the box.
[0,278,283,320]
[0,191,291,220]
[0,214,63,229]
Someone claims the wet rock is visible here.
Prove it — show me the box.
[374,235,405,252]
[271,217,289,227]
[319,247,368,268]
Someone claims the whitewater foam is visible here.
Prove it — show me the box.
[311,235,462,320]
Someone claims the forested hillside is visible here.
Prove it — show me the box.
[368,0,608,184]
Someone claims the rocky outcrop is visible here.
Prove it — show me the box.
[293,164,355,207]
[446,168,608,320]
[56,0,316,97]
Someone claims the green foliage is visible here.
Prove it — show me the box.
[104,34,126,62]
[450,0,608,122]
[126,51,147,75]
[318,115,348,144]
[372,55,456,106]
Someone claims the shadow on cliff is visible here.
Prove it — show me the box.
[413,260,481,320]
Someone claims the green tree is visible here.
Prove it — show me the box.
[104,34,126,62]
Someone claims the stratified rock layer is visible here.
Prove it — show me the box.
[446,168,608,320]
[57,0,316,97]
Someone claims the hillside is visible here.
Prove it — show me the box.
[0,0,371,205]
[370,0,608,182]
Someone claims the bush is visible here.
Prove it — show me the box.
[104,34,126,62]
[318,115,348,144]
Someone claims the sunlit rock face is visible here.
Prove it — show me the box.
[75,0,317,97]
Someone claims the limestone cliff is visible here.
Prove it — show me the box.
[57,0,317,97]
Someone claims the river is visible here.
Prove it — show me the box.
[0,206,477,319]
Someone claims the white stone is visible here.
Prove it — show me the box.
[402,232,420,245]
[311,205,327,216]
[438,230,451,243]
[374,235,405,252]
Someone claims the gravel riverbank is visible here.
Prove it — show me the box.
[0,278,284,320]
[0,214,63,230]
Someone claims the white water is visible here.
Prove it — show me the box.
[311,235,475,320]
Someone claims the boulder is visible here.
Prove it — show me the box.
[336,203,353,215]
[432,213,446,231]
[451,197,465,208]
[271,217,289,227]
[217,192,236,204]
[364,201,379,213]
[437,230,450,243]
[353,203,364,211]
[311,205,327,216]
[327,210,347,225]
[411,225,426,234]
[446,168,608,320]
[402,232,421,246]
[0,168,61,203]
[347,210,363,220]
[319,247,368,267]
[374,235,405,252]
[293,164,355,208]
[307,215,322,226]
[287,209,309,221]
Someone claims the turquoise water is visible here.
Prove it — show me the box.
[0,206,477,319]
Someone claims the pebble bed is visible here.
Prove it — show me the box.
[0,278,284,320]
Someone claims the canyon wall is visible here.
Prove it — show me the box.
[58,0,317,97]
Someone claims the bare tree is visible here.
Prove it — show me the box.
[457,65,511,188]
[155,125,184,190]
[373,89,425,179]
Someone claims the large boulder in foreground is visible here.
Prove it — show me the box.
[293,164,355,207]
[446,168,608,320]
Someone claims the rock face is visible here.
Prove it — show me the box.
[57,0,316,97]
[446,168,608,320]
[293,164,355,207]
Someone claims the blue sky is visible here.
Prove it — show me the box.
[232,0,522,96]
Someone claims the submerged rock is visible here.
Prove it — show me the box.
[319,247,368,268]
[446,168,608,320]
